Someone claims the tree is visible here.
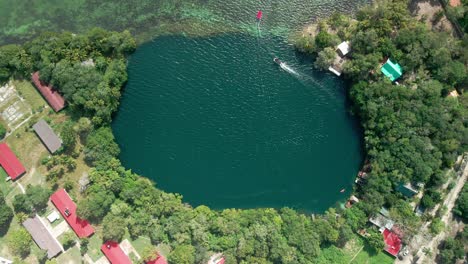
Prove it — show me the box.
[0,123,6,139]
[61,231,77,250]
[429,218,444,235]
[168,244,195,264]
[0,191,13,235]
[84,127,120,166]
[367,231,384,252]
[315,47,337,70]
[102,213,127,242]
[7,228,32,257]
[453,183,467,220]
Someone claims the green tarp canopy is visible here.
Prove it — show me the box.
[381,59,403,81]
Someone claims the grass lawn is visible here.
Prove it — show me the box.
[0,167,15,198]
[350,243,394,264]
[131,236,152,256]
[13,80,47,111]
[87,235,104,261]
[56,245,82,264]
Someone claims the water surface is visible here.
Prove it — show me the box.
[113,33,362,211]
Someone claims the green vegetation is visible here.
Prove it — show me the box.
[453,182,468,219]
[6,228,32,257]
[0,0,466,262]
[436,229,467,263]
[0,191,13,235]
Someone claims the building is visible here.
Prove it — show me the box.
[32,119,62,154]
[50,189,94,238]
[101,241,132,264]
[328,40,351,76]
[449,0,461,7]
[31,72,66,112]
[23,216,62,259]
[396,183,419,198]
[336,41,350,57]
[345,195,360,208]
[146,253,168,264]
[381,59,403,81]
[0,143,26,180]
[383,228,402,257]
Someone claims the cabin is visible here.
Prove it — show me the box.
[383,228,402,257]
[101,241,132,264]
[31,72,66,112]
[345,195,360,208]
[336,41,350,57]
[381,59,403,82]
[50,189,94,238]
[23,216,62,259]
[0,143,26,181]
[32,119,62,154]
[396,183,419,198]
[328,41,351,76]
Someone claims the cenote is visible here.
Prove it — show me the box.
[113,33,363,212]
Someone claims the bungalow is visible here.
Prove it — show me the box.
[345,195,360,208]
[0,143,26,181]
[396,183,419,198]
[381,59,403,82]
[23,216,62,259]
[101,241,132,264]
[50,189,94,238]
[383,228,402,257]
[31,72,66,112]
[32,119,62,154]
[328,41,351,76]
[369,213,394,233]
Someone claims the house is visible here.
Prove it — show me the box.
[0,143,26,181]
[383,228,402,257]
[31,72,66,112]
[381,59,403,81]
[328,40,351,76]
[50,189,94,238]
[336,41,350,57]
[32,119,62,153]
[345,195,360,208]
[449,0,461,7]
[146,253,168,264]
[23,216,62,259]
[208,253,225,264]
[448,90,459,98]
[101,241,132,264]
[369,212,394,233]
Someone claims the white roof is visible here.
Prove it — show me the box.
[47,211,60,223]
[0,257,13,264]
[328,66,342,76]
[337,41,350,56]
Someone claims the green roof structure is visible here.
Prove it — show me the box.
[381,59,403,81]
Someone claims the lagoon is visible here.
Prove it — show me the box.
[113,33,363,212]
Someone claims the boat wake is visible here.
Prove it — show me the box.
[280,63,299,76]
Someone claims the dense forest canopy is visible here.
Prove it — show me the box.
[0,0,466,263]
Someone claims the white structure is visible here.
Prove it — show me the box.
[336,41,350,57]
[0,257,13,264]
[328,66,342,76]
[47,211,60,223]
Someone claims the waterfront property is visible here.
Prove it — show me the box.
[33,119,62,154]
[381,59,403,81]
[101,241,132,264]
[50,189,94,238]
[31,72,66,112]
[0,143,26,181]
[328,41,351,76]
[23,216,62,259]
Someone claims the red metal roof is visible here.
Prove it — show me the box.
[146,254,167,264]
[383,228,402,257]
[0,143,26,180]
[101,241,132,264]
[31,72,66,112]
[50,189,94,238]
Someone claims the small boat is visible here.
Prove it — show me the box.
[340,188,345,193]
[273,57,283,65]
[256,10,263,21]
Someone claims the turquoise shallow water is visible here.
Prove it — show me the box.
[112,33,363,212]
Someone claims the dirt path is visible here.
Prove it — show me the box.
[396,156,467,264]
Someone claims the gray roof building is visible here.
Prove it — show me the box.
[23,216,62,259]
[32,119,62,153]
